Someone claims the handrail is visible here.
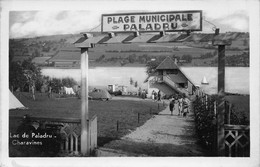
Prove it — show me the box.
[224,124,249,130]
[163,75,189,95]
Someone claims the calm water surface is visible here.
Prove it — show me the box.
[41,67,249,94]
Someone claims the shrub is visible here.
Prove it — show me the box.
[193,94,249,155]
[193,95,218,154]
[41,77,78,93]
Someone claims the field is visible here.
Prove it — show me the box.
[10,32,249,68]
[9,92,164,146]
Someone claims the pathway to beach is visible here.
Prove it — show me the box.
[97,100,208,156]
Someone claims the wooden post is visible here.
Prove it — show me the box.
[214,101,217,116]
[116,120,119,131]
[80,48,90,156]
[227,103,231,124]
[217,44,225,156]
[138,113,140,123]
[205,95,208,110]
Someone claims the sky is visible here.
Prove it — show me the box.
[8,0,251,39]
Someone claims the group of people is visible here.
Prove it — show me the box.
[169,94,190,117]
[151,90,161,101]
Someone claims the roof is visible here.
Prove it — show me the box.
[75,35,110,48]
[74,37,87,44]
[74,32,243,46]
[32,57,51,64]
[104,34,136,44]
[48,49,80,62]
[9,90,26,109]
[156,56,179,70]
[168,74,187,83]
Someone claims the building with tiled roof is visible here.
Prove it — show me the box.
[145,56,196,98]
[156,56,179,70]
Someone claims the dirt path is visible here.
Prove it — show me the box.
[97,101,208,157]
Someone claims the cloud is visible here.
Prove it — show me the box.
[10,11,108,38]
[202,10,249,32]
[10,8,249,38]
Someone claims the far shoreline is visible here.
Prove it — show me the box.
[40,65,250,69]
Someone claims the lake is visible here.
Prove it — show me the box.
[41,67,249,95]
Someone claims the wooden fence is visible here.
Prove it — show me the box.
[10,115,97,156]
[194,89,250,157]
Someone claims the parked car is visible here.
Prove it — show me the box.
[108,90,122,96]
[89,89,112,101]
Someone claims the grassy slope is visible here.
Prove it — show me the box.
[10,33,249,67]
[9,92,165,146]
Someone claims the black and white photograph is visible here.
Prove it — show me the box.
[0,0,259,166]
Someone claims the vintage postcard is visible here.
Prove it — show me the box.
[1,0,259,167]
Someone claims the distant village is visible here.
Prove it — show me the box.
[9,32,249,68]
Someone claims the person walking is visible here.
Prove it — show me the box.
[182,96,190,117]
[151,90,155,101]
[169,96,175,115]
[48,82,52,99]
[157,90,161,101]
[31,84,36,101]
[154,91,157,101]
[178,95,183,116]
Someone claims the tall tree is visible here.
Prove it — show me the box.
[134,81,138,88]
[130,77,134,85]
[146,59,161,75]
[9,59,42,92]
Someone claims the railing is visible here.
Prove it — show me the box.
[10,115,97,156]
[224,125,250,157]
[163,75,189,96]
[193,89,250,157]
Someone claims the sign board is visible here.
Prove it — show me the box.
[102,10,202,33]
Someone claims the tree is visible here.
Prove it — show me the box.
[96,55,105,62]
[181,54,192,63]
[134,81,138,88]
[130,77,134,85]
[128,54,137,63]
[243,38,248,46]
[61,77,78,87]
[34,49,40,57]
[9,59,42,92]
[146,59,161,75]
[9,62,27,91]
[22,60,42,88]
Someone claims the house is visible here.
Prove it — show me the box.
[145,56,196,98]
[31,57,51,66]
